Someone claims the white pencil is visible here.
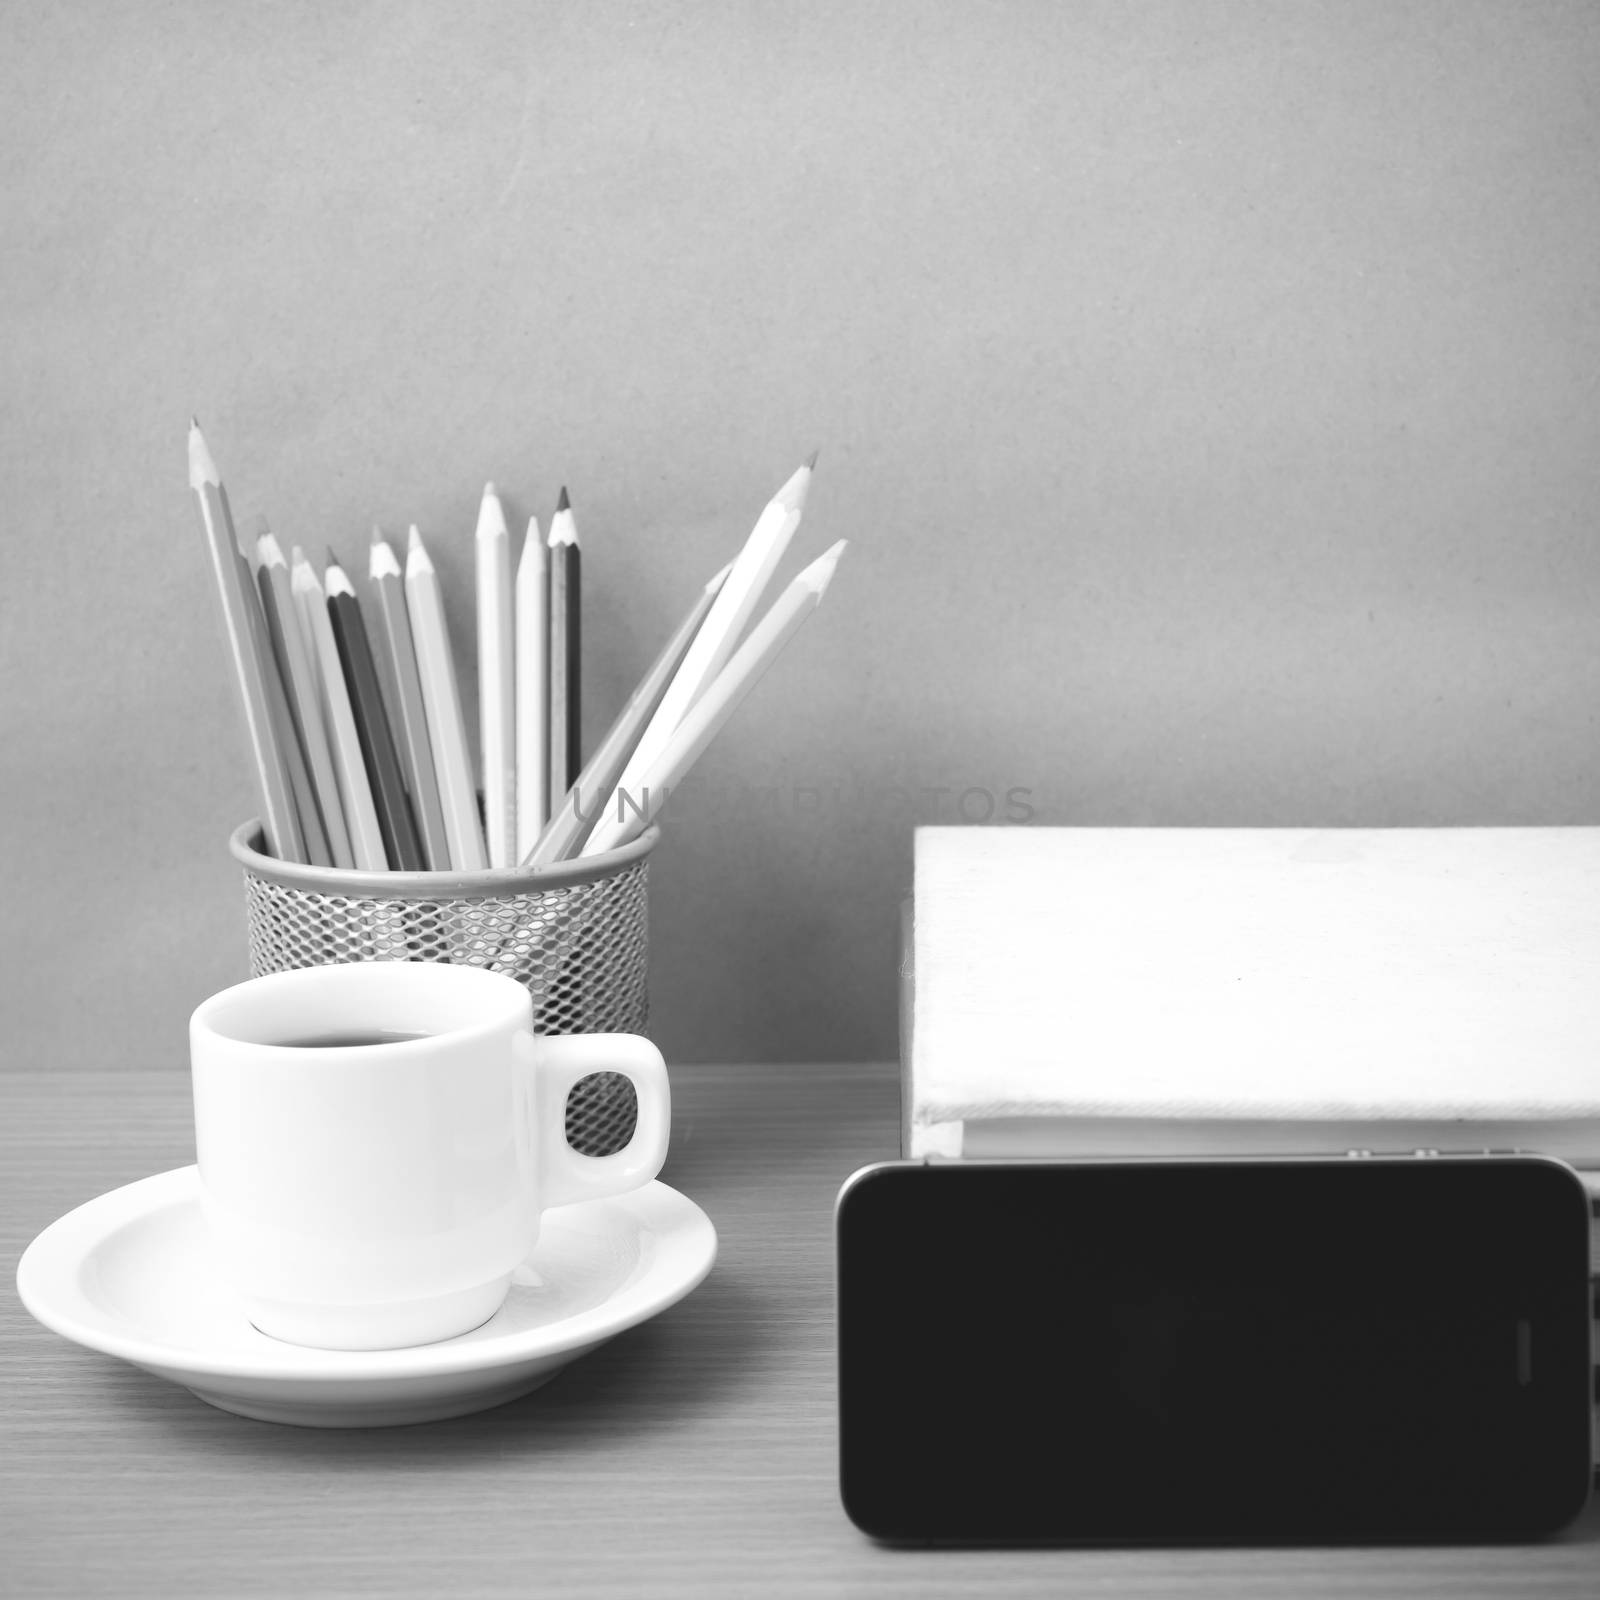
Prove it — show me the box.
[527,560,731,867]
[515,514,548,860]
[406,524,488,871]
[593,456,813,838]
[289,545,388,871]
[476,484,516,867]
[582,539,846,856]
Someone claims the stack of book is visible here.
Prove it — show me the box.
[903,826,1600,1196]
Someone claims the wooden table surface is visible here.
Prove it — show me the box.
[3,1063,1596,1599]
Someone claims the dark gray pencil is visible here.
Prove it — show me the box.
[547,488,582,799]
[369,529,450,870]
[325,549,424,871]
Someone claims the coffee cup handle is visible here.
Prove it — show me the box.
[516,1032,672,1209]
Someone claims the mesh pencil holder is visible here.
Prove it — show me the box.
[229,821,658,1157]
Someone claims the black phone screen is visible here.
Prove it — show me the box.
[837,1158,1593,1544]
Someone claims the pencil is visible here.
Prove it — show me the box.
[547,488,581,801]
[256,525,352,869]
[290,545,388,871]
[370,530,450,871]
[514,514,548,861]
[360,527,406,753]
[525,560,731,867]
[582,540,846,857]
[476,483,516,867]
[242,544,332,867]
[187,420,304,862]
[326,549,424,872]
[405,525,488,871]
[596,456,813,836]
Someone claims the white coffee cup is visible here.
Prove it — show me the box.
[189,962,670,1351]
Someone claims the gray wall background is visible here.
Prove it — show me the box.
[3,1,1598,1070]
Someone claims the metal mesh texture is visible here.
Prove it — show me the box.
[240,859,649,1158]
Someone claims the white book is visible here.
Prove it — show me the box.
[905,827,1600,1190]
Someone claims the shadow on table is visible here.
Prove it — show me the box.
[661,1060,896,1203]
[105,1266,778,1465]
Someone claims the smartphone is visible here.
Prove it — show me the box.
[836,1156,1594,1544]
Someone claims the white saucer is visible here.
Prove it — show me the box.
[17,1167,717,1428]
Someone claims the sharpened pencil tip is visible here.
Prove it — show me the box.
[806,449,819,471]
[324,558,356,599]
[802,538,847,595]
[774,459,813,516]
[547,497,579,547]
[187,420,220,490]
[546,488,578,547]
[517,515,544,576]
[326,545,342,573]
[405,524,435,577]
[476,484,509,541]
[370,534,401,580]
[289,544,321,591]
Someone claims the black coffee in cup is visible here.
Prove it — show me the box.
[273,1030,431,1049]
